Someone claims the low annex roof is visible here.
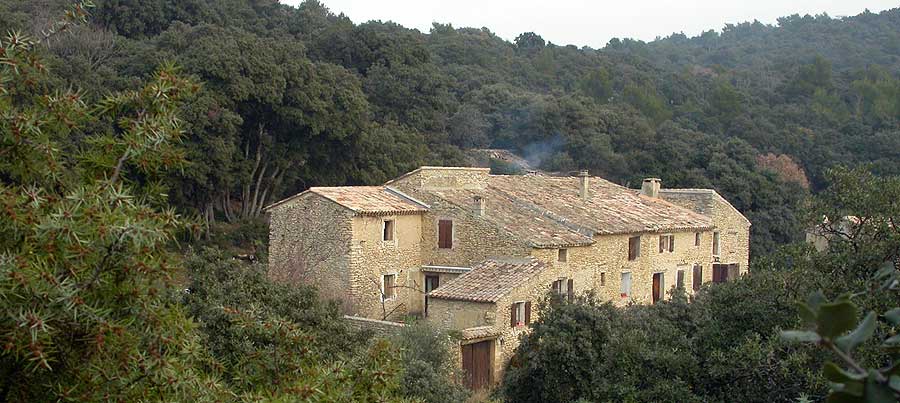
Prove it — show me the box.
[264,186,428,215]
[428,257,547,303]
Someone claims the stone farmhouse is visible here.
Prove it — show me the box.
[265,166,750,389]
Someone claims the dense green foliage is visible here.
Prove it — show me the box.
[5,0,900,256]
[392,323,470,403]
[503,168,900,403]
[0,15,420,401]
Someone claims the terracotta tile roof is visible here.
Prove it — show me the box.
[428,258,547,303]
[461,326,501,340]
[660,189,751,226]
[265,186,427,215]
[418,174,713,247]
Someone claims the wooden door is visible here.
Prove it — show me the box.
[652,273,662,303]
[462,340,493,390]
[424,275,439,316]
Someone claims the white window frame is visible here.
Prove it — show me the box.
[620,272,632,298]
[713,231,721,257]
[381,273,397,301]
[514,301,526,327]
[552,277,568,296]
[382,218,396,243]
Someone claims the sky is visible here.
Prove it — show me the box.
[281,0,899,48]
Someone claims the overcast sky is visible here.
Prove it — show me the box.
[282,0,898,48]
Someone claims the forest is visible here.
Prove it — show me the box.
[1,0,899,402]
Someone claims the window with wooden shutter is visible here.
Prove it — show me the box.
[727,264,740,281]
[677,270,685,289]
[712,231,720,256]
[692,264,702,291]
[620,272,632,298]
[695,232,701,247]
[628,236,640,260]
[600,272,606,286]
[659,235,665,253]
[558,248,568,262]
[382,220,394,241]
[382,274,396,300]
[511,302,527,327]
[438,220,453,249]
[668,235,675,252]
[567,279,574,302]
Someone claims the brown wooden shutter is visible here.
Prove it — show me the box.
[524,301,532,324]
[567,279,574,302]
[677,270,685,288]
[438,220,452,249]
[551,280,560,295]
[728,264,740,281]
[659,236,664,253]
[669,235,675,252]
[510,304,517,327]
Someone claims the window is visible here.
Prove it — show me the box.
[558,248,568,263]
[438,219,453,249]
[695,232,701,247]
[382,219,394,241]
[510,301,531,327]
[677,270,685,289]
[382,274,396,300]
[692,264,702,291]
[628,236,641,261]
[600,272,606,287]
[620,272,632,298]
[552,278,566,295]
[552,278,573,301]
[713,231,720,256]
[659,235,675,253]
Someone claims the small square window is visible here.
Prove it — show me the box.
[382,274,396,300]
[695,232,701,247]
[558,248,568,263]
[382,220,394,241]
[600,272,606,287]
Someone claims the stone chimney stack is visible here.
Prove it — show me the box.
[641,178,661,198]
[473,196,485,216]
[577,170,590,200]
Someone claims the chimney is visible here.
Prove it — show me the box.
[577,170,590,200]
[641,178,661,198]
[473,196,485,216]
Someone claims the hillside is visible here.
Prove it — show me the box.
[2,1,899,256]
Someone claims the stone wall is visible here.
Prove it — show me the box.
[343,315,406,338]
[349,213,424,321]
[708,193,752,273]
[267,194,354,311]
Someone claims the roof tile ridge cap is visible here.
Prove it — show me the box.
[637,192,713,222]
[384,186,430,209]
[489,185,598,239]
